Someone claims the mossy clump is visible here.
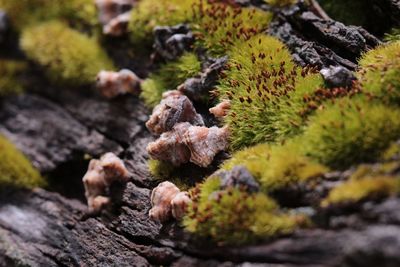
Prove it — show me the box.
[128,0,196,49]
[0,135,45,188]
[20,21,114,86]
[140,52,201,107]
[265,0,297,8]
[0,60,27,97]
[222,142,328,192]
[218,35,324,149]
[148,159,176,180]
[193,2,271,56]
[321,176,400,207]
[0,0,97,31]
[384,29,400,43]
[358,41,400,105]
[301,98,400,170]
[183,176,301,244]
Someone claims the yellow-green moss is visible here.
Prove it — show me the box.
[384,28,400,43]
[358,41,400,105]
[128,0,196,49]
[301,98,400,170]
[222,142,328,192]
[148,159,176,180]
[0,135,45,188]
[0,60,27,97]
[381,142,400,161]
[218,34,324,149]
[140,52,201,107]
[20,21,114,86]
[265,0,297,7]
[183,176,301,244]
[193,2,271,56]
[321,176,400,207]
[0,0,97,31]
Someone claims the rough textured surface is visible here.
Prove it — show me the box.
[0,94,122,172]
[266,1,380,70]
[153,24,194,61]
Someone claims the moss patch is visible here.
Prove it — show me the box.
[0,135,45,188]
[183,176,301,244]
[218,35,324,149]
[358,41,400,105]
[193,2,271,56]
[0,60,27,97]
[301,98,400,170]
[222,142,328,192]
[20,21,114,86]
[140,52,201,107]
[128,0,196,49]
[0,0,97,31]
[321,176,400,207]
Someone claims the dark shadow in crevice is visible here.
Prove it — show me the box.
[45,155,89,203]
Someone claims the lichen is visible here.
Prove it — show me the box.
[218,35,324,149]
[222,142,328,192]
[140,52,201,107]
[0,60,27,97]
[183,176,301,244]
[20,21,114,86]
[0,0,97,31]
[0,135,45,189]
[358,41,400,105]
[321,176,400,207]
[301,98,400,170]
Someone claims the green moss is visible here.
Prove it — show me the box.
[0,135,45,188]
[20,21,114,86]
[381,142,400,161]
[0,0,97,31]
[193,2,271,56]
[358,41,400,105]
[321,176,400,207]
[265,0,297,7]
[384,29,400,43]
[301,98,400,170]
[140,52,201,107]
[128,0,196,49]
[218,35,324,149]
[222,142,328,192]
[0,60,27,97]
[183,176,300,244]
[148,159,176,180]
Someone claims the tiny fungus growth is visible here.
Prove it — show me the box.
[95,0,135,35]
[209,100,231,119]
[149,181,191,222]
[82,152,129,213]
[146,90,204,136]
[147,122,229,168]
[96,69,142,99]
